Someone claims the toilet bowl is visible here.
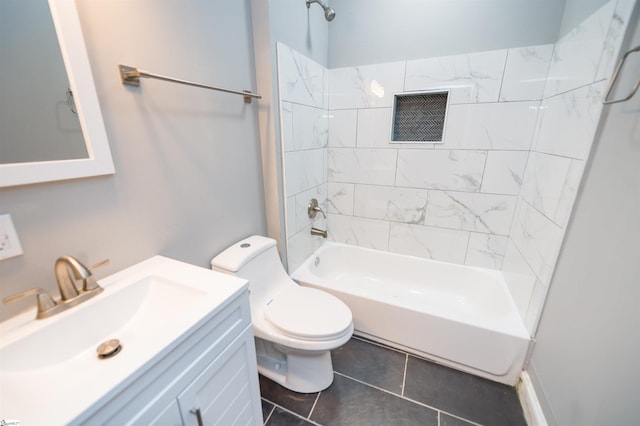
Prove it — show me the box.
[211,235,353,393]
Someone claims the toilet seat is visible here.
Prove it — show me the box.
[264,286,352,341]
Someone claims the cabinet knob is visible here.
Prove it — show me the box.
[190,408,204,426]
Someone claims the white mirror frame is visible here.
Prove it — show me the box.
[0,0,114,188]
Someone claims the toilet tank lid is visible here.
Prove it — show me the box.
[211,235,277,272]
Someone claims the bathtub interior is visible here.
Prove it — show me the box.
[301,243,522,326]
[292,242,531,385]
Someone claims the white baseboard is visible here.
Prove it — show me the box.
[517,371,548,426]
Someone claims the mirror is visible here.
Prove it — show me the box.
[0,0,114,187]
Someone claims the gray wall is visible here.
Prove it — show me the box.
[558,0,610,37]
[268,0,329,67]
[249,0,330,264]
[528,6,640,424]
[0,0,266,321]
[328,0,566,68]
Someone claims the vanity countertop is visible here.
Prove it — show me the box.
[0,255,248,425]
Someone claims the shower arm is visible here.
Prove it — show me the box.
[306,0,327,8]
[306,0,336,21]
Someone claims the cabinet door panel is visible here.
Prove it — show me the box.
[149,399,183,426]
[178,327,261,425]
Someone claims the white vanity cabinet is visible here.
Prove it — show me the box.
[73,286,262,426]
[176,327,259,425]
[149,400,183,425]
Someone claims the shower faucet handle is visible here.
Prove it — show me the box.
[308,198,327,219]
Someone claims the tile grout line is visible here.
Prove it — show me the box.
[333,371,438,412]
[497,49,510,102]
[333,370,483,425]
[261,397,323,426]
[262,400,274,425]
[440,411,486,426]
[401,353,408,397]
[307,391,322,421]
[319,210,513,236]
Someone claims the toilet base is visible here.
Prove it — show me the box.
[255,338,334,393]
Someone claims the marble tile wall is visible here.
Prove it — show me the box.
[276,0,635,335]
[277,43,329,272]
[325,45,550,271]
[502,0,635,334]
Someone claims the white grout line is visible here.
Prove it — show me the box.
[401,353,408,396]
[334,371,440,412]
[335,370,483,426]
[439,410,486,426]
[262,368,486,426]
[262,400,274,425]
[497,49,509,101]
[261,398,323,426]
[308,391,322,420]
[262,337,493,426]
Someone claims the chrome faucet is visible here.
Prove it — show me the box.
[3,256,109,319]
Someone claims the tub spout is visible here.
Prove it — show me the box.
[311,227,327,238]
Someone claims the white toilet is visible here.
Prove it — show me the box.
[211,235,353,393]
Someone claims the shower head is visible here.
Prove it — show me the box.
[306,0,336,21]
[324,7,336,21]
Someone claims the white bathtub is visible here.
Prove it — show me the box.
[291,242,530,385]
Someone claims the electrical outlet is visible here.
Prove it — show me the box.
[0,214,23,260]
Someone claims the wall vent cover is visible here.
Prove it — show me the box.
[391,90,449,143]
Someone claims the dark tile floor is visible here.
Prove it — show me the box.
[259,337,526,426]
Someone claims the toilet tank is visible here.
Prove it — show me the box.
[211,236,291,297]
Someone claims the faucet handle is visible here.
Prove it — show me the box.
[3,288,57,318]
[83,259,110,291]
[88,259,110,271]
[308,198,327,219]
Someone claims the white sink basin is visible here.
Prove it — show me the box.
[1,276,205,371]
[0,255,248,425]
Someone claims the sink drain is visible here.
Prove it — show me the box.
[97,339,122,359]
